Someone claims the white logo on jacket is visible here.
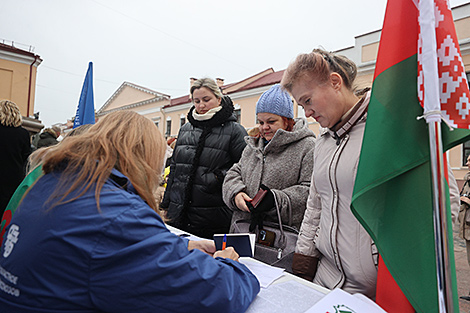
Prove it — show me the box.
[3,224,19,258]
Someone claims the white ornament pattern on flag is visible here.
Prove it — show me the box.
[417,0,470,129]
[456,94,470,119]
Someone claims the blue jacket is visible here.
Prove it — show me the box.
[0,168,259,313]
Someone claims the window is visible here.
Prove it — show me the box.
[166,120,171,137]
[297,104,306,118]
[463,141,470,166]
[465,72,470,165]
[234,109,241,123]
[155,121,159,129]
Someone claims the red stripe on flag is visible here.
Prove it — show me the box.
[374,0,419,79]
[376,256,415,313]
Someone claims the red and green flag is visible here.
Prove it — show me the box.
[0,165,43,243]
[351,0,470,312]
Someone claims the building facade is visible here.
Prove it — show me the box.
[0,41,44,134]
[96,2,470,184]
[337,3,470,183]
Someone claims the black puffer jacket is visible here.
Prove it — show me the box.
[161,96,247,239]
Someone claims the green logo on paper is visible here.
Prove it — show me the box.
[333,304,356,313]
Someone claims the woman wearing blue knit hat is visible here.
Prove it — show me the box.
[222,84,315,272]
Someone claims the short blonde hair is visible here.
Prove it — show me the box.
[190,78,223,100]
[281,49,357,93]
[0,100,22,127]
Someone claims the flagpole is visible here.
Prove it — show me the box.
[428,121,454,312]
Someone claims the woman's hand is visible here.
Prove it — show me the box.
[461,196,470,206]
[188,240,216,256]
[235,192,252,212]
[213,247,239,261]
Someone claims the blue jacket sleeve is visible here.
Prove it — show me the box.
[88,200,260,313]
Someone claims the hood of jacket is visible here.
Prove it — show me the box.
[465,171,470,182]
[246,117,315,154]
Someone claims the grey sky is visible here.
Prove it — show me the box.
[1,0,468,127]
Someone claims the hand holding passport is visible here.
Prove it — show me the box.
[213,233,256,257]
[246,184,275,232]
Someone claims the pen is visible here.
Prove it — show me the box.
[222,234,227,250]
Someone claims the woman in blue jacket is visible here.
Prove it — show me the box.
[0,111,259,313]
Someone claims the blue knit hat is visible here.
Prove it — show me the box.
[256,84,294,119]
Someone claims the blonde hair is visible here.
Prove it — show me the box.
[42,111,166,214]
[27,124,93,174]
[0,100,22,127]
[247,127,260,137]
[190,78,223,100]
[281,49,357,93]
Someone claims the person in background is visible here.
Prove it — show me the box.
[0,110,259,313]
[459,154,470,301]
[223,83,315,238]
[0,124,93,243]
[246,126,260,137]
[0,100,31,216]
[36,126,61,149]
[164,137,177,168]
[161,78,248,239]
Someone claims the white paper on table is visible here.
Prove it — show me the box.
[239,258,285,288]
[245,280,325,313]
[165,224,204,241]
[304,288,387,313]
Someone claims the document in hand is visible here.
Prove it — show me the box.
[213,233,255,257]
[305,288,387,313]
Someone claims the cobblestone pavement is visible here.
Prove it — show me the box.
[454,226,470,312]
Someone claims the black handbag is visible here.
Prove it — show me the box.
[231,200,299,273]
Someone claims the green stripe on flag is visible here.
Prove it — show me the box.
[351,55,469,312]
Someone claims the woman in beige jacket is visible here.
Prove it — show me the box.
[281,49,461,299]
[281,49,378,298]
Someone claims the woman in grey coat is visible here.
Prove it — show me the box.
[223,84,315,234]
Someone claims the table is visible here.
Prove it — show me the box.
[166,224,330,313]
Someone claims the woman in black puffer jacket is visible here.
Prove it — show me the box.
[161,78,247,239]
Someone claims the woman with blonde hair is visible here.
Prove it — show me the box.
[0,100,30,215]
[0,124,93,243]
[0,110,259,313]
[161,78,248,239]
[281,49,378,297]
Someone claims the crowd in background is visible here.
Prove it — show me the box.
[0,48,466,312]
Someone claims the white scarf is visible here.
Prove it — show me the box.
[192,106,223,121]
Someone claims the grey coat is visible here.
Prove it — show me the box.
[223,118,315,230]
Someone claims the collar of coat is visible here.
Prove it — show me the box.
[321,91,370,144]
[246,117,315,153]
[187,95,235,129]
[465,172,470,182]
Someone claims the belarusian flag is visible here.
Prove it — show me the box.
[351,0,470,312]
[0,165,43,243]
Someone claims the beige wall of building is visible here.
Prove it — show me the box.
[96,81,170,135]
[0,42,43,134]
[0,57,39,118]
[96,3,470,186]
[337,3,470,184]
